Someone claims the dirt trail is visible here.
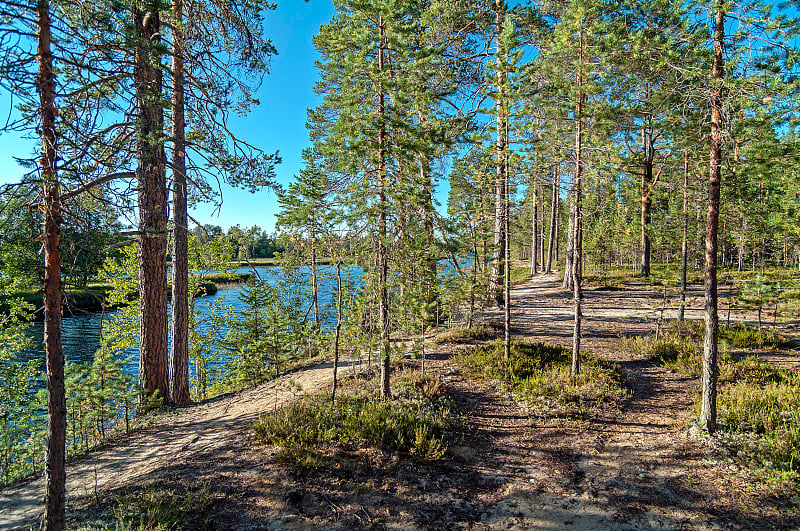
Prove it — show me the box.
[474,273,799,529]
[0,356,370,530]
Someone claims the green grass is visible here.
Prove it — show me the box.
[718,375,800,474]
[583,263,800,288]
[454,340,629,418]
[0,286,114,317]
[583,263,704,287]
[623,320,790,379]
[511,265,533,286]
[635,320,788,353]
[252,371,452,469]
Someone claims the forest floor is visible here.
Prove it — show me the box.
[3,273,800,529]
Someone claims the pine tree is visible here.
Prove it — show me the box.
[313,0,442,398]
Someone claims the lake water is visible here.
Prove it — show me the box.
[17,265,364,382]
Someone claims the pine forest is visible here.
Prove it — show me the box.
[3,0,800,528]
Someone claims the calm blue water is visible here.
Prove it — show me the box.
[18,265,363,382]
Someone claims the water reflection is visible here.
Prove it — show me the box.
[19,265,363,383]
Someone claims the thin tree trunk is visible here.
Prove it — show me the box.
[169,0,190,406]
[504,106,511,363]
[700,5,724,433]
[679,149,689,322]
[490,0,507,308]
[38,2,66,526]
[469,240,477,328]
[572,33,586,377]
[135,2,169,402]
[540,189,547,269]
[420,155,438,325]
[555,201,560,263]
[310,222,320,329]
[331,261,342,404]
[377,17,391,399]
[530,173,538,276]
[640,119,652,277]
[547,166,557,273]
[563,193,575,291]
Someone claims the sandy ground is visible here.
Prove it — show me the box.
[0,355,373,530]
[3,272,800,529]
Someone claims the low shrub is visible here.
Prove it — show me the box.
[252,377,451,469]
[720,324,788,349]
[70,484,216,530]
[199,272,252,285]
[719,372,800,474]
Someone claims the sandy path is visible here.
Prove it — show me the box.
[475,273,799,529]
[0,356,369,530]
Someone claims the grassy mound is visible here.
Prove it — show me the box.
[455,340,629,418]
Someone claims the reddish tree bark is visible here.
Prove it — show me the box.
[38,1,66,527]
[546,165,558,273]
[679,149,689,321]
[572,31,586,377]
[169,0,191,406]
[134,3,169,402]
[640,119,653,277]
[700,4,725,432]
[490,0,507,309]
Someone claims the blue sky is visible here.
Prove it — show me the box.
[0,0,337,232]
[193,0,337,231]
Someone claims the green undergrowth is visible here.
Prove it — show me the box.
[624,321,789,372]
[583,264,704,288]
[68,483,216,530]
[511,265,533,286]
[432,324,499,344]
[583,263,800,289]
[455,340,629,417]
[671,319,789,349]
[252,371,452,470]
[623,326,800,486]
[717,373,800,477]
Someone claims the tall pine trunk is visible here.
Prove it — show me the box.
[420,156,438,325]
[530,173,538,275]
[38,2,66,526]
[563,192,575,290]
[700,4,724,432]
[504,114,511,362]
[571,33,586,377]
[135,3,169,401]
[169,0,190,405]
[377,16,391,399]
[331,261,342,404]
[310,222,320,329]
